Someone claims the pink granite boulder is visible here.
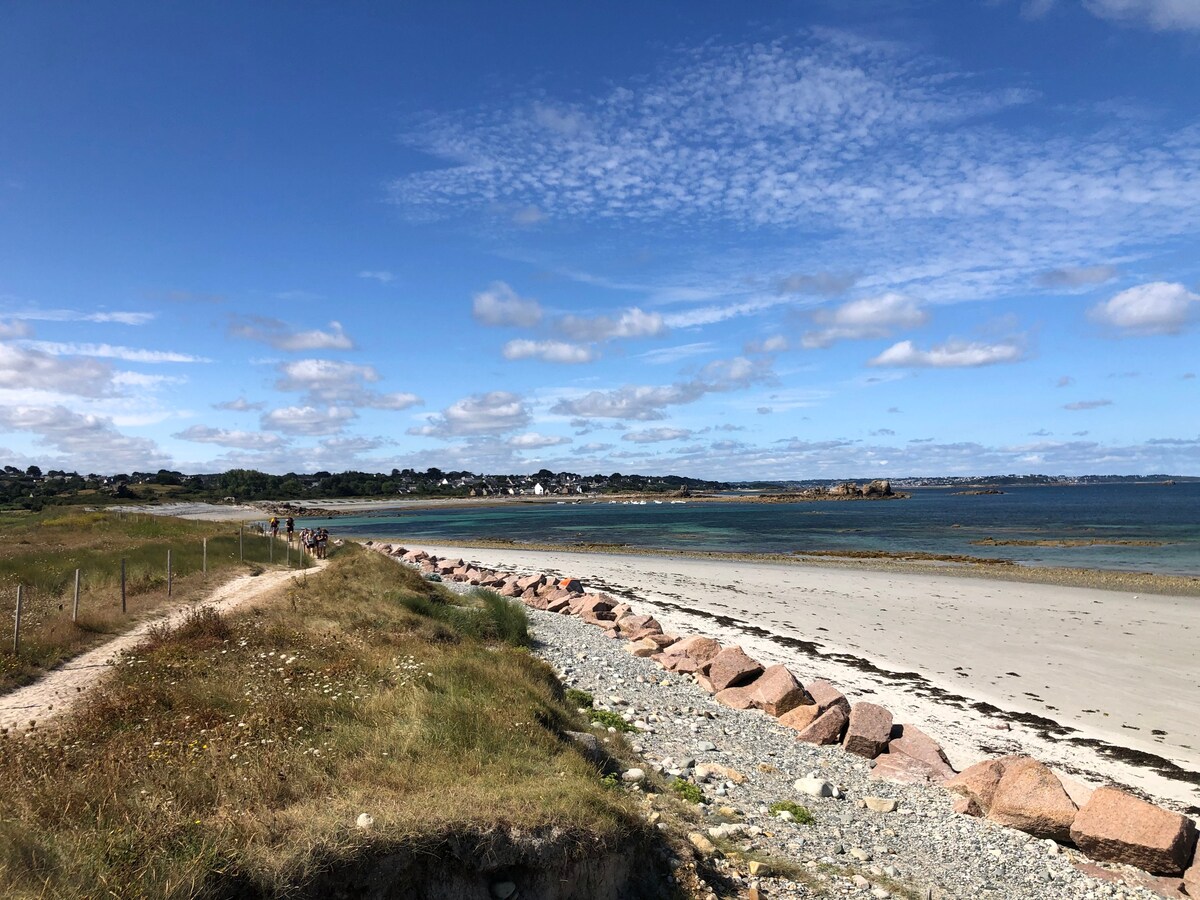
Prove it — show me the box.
[870,752,944,786]
[886,724,956,782]
[659,636,721,671]
[945,757,1008,817]
[795,704,848,745]
[842,703,893,759]
[777,704,821,733]
[988,756,1078,842]
[743,665,809,717]
[805,679,850,713]
[707,646,764,692]
[714,685,757,710]
[1071,786,1198,876]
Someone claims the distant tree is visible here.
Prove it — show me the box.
[25,465,42,478]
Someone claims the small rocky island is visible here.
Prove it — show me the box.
[760,479,907,502]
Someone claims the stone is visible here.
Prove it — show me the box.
[497,579,521,597]
[564,730,605,766]
[516,573,545,592]
[743,665,810,717]
[622,768,646,783]
[610,603,632,618]
[805,678,851,713]
[617,614,660,637]
[795,705,848,745]
[688,832,717,856]
[952,795,979,816]
[794,777,835,798]
[887,724,955,781]
[945,757,1008,814]
[627,638,661,658]
[695,673,716,693]
[843,703,894,759]
[356,812,374,829]
[580,609,617,625]
[491,882,517,899]
[1186,849,1200,897]
[865,797,898,813]
[1070,786,1199,876]
[544,596,571,614]
[1073,862,1186,898]
[707,646,764,692]
[630,630,676,648]
[576,594,615,617]
[661,635,722,668]
[870,751,943,786]
[987,757,1078,842]
[777,704,821,733]
[715,685,757,710]
[749,860,768,876]
[557,577,583,594]
[402,549,428,562]
[695,763,746,784]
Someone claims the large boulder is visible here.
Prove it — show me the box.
[795,704,848,745]
[627,638,662,658]
[1184,852,1200,897]
[988,757,1078,841]
[742,665,809,717]
[516,573,546,592]
[616,614,660,637]
[842,703,893,759]
[714,685,757,710]
[557,577,584,594]
[805,679,850,713]
[402,549,428,562]
[576,594,615,616]
[777,704,821,733]
[659,636,721,670]
[707,646,764,692]
[1070,786,1198,876]
[945,757,1010,817]
[629,629,675,648]
[870,752,944,786]
[887,724,956,782]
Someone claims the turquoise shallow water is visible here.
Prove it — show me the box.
[321,483,1200,577]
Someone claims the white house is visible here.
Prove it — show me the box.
[532,482,545,496]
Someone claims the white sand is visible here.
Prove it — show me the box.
[405,541,1200,811]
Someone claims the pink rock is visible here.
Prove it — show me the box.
[1184,853,1200,897]
[988,757,1078,842]
[402,549,428,562]
[627,638,661,658]
[580,609,616,625]
[1073,862,1186,898]
[952,795,979,816]
[695,673,716,693]
[706,646,764,692]
[887,724,956,782]
[945,758,1009,815]
[805,679,850,713]
[611,603,633,619]
[714,685,756,710]
[498,580,521,597]
[616,614,658,637]
[870,752,943,786]
[743,665,809,717]
[795,704,848,745]
[557,577,584,594]
[660,636,722,667]
[1071,786,1199,876]
[516,573,545,592]
[577,594,616,617]
[777,704,820,733]
[842,703,893,759]
[544,597,571,614]
[630,631,676,649]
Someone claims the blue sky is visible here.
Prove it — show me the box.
[1,0,1198,479]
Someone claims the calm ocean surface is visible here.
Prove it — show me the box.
[325,483,1200,577]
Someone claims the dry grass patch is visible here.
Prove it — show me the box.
[0,546,651,898]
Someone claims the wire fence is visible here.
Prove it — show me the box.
[4,527,311,658]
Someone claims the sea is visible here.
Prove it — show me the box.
[324,483,1200,578]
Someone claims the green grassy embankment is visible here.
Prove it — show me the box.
[0,546,674,899]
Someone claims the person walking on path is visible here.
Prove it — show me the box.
[286,517,295,542]
[269,516,279,538]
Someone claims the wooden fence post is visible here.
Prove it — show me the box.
[120,558,127,613]
[72,568,80,622]
[167,549,172,597]
[286,539,290,568]
[203,537,207,575]
[239,525,244,561]
[13,585,22,654]
[269,534,274,563]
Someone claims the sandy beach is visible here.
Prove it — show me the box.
[398,540,1199,814]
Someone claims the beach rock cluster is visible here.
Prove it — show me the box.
[371,543,1200,897]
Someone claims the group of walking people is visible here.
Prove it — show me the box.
[267,516,329,559]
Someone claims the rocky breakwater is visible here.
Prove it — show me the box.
[760,480,909,502]
[368,542,1200,899]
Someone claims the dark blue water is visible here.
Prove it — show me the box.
[325,484,1200,577]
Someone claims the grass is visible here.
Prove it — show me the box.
[767,800,815,824]
[588,708,638,732]
[669,778,704,804]
[0,545,656,898]
[0,509,306,693]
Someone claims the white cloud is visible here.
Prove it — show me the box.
[869,339,1026,368]
[358,270,395,283]
[508,432,572,449]
[558,307,666,342]
[1083,0,1200,31]
[275,359,421,410]
[513,206,546,225]
[409,391,531,437]
[623,427,693,443]
[745,335,789,354]
[230,316,354,351]
[173,425,287,450]
[261,405,356,436]
[471,282,543,327]
[803,294,928,348]
[213,397,265,411]
[551,355,772,420]
[1064,399,1114,410]
[502,339,598,364]
[1037,265,1118,288]
[1089,282,1199,335]
[0,405,167,471]
[0,344,115,396]
[638,342,717,365]
[20,341,208,363]
[0,320,31,339]
[779,272,858,296]
[85,311,156,325]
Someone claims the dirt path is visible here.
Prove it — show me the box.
[0,563,324,733]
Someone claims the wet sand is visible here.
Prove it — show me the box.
[400,540,1200,813]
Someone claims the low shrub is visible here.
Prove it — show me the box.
[565,688,594,708]
[768,800,815,824]
[588,708,636,732]
[669,778,704,804]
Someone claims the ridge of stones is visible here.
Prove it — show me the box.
[371,543,1200,894]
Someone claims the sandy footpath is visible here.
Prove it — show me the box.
[0,563,322,734]
[407,541,1200,812]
